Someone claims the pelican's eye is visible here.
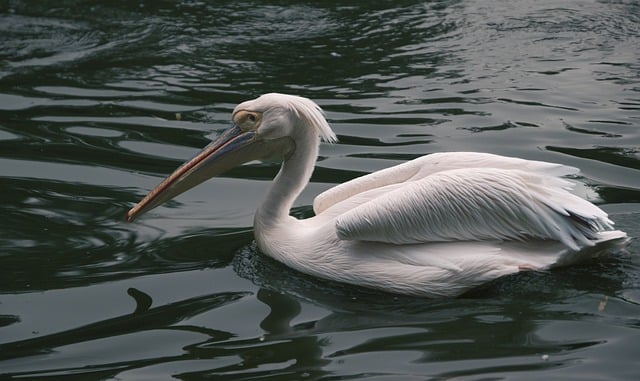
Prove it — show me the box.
[234,110,262,131]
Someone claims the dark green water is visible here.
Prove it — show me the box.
[1,1,639,379]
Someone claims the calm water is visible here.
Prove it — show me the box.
[1,0,639,379]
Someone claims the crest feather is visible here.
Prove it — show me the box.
[256,93,338,143]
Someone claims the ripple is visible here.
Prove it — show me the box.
[562,121,623,138]
[463,120,539,133]
[0,125,19,141]
[118,140,197,161]
[548,146,640,171]
[34,85,160,98]
[65,126,124,138]
[0,93,43,110]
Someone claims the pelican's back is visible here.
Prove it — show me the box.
[314,152,577,214]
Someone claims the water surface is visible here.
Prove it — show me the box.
[1,1,639,380]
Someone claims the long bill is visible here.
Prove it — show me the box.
[126,125,279,222]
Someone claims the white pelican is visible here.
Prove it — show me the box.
[127,93,627,297]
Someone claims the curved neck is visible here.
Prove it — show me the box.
[255,126,319,227]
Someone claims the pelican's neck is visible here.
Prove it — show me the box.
[255,128,319,228]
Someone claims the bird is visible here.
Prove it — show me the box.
[126,93,627,298]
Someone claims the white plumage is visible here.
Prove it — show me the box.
[127,93,627,297]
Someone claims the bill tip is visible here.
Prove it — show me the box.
[125,210,136,223]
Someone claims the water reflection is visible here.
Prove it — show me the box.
[0,288,243,378]
[1,248,638,379]
[226,251,637,378]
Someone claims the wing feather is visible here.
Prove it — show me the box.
[314,152,577,214]
[334,167,614,250]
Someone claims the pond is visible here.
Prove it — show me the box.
[1,1,639,380]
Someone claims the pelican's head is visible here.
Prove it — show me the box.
[126,93,336,222]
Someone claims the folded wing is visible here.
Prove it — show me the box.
[333,167,617,251]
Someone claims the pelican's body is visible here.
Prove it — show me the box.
[127,93,627,297]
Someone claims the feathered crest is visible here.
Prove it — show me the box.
[252,93,338,143]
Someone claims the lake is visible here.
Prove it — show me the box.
[1,1,639,380]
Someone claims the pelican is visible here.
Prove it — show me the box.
[126,93,627,297]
